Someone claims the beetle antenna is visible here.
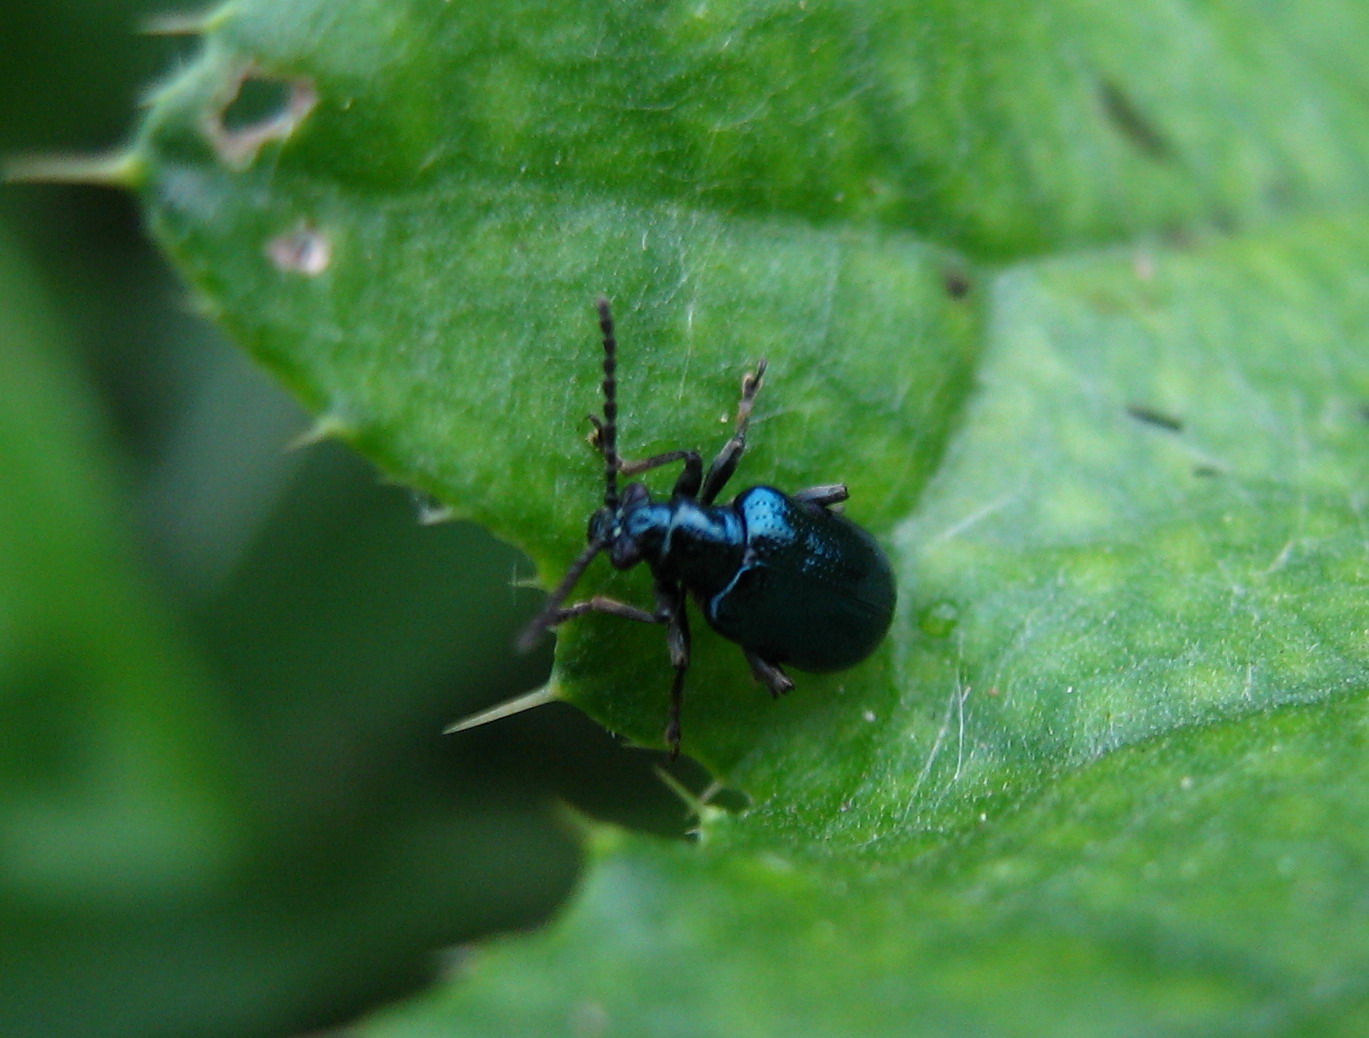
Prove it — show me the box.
[516,536,607,652]
[517,299,622,654]
[596,297,620,511]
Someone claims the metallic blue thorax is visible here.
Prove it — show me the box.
[619,485,895,673]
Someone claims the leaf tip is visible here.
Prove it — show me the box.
[413,495,457,526]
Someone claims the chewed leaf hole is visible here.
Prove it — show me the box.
[221,75,294,132]
[206,67,317,168]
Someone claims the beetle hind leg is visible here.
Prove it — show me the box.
[793,483,849,509]
[745,649,795,699]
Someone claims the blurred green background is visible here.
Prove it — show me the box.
[1,4,697,1036]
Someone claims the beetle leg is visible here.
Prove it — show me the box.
[699,359,766,504]
[618,449,704,498]
[793,483,849,508]
[657,581,691,759]
[590,408,706,496]
[547,595,663,627]
[744,649,795,699]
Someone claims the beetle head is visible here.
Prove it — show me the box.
[592,482,653,571]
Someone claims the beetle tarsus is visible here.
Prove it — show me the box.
[793,484,849,508]
[518,537,609,651]
[619,447,703,486]
[743,359,767,399]
[745,649,795,698]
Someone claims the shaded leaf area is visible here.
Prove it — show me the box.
[371,688,1369,1037]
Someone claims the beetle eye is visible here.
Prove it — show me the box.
[587,507,614,545]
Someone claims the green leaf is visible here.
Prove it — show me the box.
[126,0,1369,1032]
[371,692,1369,1036]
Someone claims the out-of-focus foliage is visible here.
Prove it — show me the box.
[3,5,693,1037]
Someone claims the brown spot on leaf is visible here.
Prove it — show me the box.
[1126,404,1183,433]
[1098,79,1172,162]
[268,224,332,276]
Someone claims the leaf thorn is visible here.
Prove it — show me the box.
[444,686,557,735]
[3,150,144,190]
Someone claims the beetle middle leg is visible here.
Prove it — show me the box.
[744,648,795,699]
[544,581,693,760]
[699,359,767,504]
[658,580,690,759]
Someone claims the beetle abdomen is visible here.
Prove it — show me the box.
[705,487,896,671]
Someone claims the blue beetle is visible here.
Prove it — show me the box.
[520,299,896,758]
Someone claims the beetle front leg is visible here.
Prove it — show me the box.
[699,360,767,504]
[589,417,705,497]
[546,595,664,627]
[620,449,704,499]
[744,648,795,699]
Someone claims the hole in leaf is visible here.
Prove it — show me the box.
[205,66,318,168]
[221,75,295,133]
